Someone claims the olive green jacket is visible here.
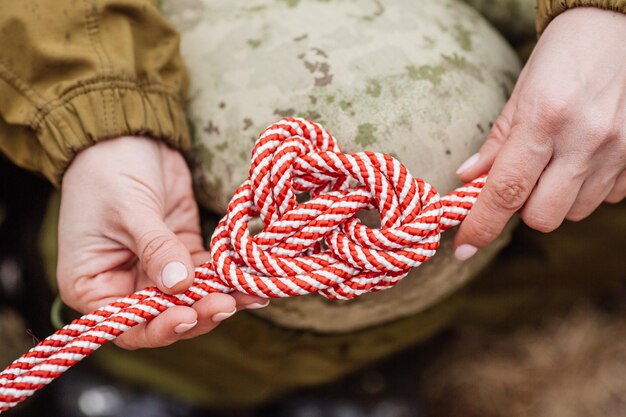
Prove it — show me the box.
[0,0,624,186]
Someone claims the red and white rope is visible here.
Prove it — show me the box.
[0,118,485,412]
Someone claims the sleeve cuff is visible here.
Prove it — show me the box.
[33,77,190,186]
[537,0,626,35]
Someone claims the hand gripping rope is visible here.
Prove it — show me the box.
[0,118,486,412]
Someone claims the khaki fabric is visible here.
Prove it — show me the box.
[0,0,625,183]
[0,0,190,186]
[0,0,625,184]
[537,0,626,33]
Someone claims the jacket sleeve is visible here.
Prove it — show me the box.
[537,0,626,34]
[0,0,190,186]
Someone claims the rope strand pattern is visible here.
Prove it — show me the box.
[0,118,485,412]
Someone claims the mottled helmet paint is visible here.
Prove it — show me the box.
[162,0,521,332]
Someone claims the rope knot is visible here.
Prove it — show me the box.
[203,118,446,300]
[0,118,487,412]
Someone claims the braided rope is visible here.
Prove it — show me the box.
[0,118,485,412]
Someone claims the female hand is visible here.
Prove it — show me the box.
[454,7,626,260]
[58,136,267,350]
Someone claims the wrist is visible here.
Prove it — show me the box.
[64,136,161,183]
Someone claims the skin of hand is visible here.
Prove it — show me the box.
[454,7,626,260]
[58,136,268,350]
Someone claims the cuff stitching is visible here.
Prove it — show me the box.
[29,77,183,128]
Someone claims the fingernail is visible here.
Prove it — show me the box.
[455,244,478,261]
[212,308,237,323]
[245,300,270,310]
[162,261,188,288]
[456,153,480,175]
[174,320,197,334]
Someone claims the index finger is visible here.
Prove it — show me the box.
[453,124,552,259]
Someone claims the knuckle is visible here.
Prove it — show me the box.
[488,177,531,212]
[565,210,589,223]
[605,193,625,204]
[564,163,589,183]
[581,110,617,142]
[114,338,139,351]
[57,286,75,310]
[488,118,511,144]
[565,214,584,222]
[567,195,602,222]
[538,93,572,129]
[138,231,175,267]
[56,272,71,302]
[57,274,85,313]
[462,216,499,246]
[146,332,175,349]
[521,211,560,233]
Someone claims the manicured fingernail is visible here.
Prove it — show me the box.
[456,153,480,175]
[162,261,188,288]
[245,300,270,310]
[174,320,197,334]
[212,308,237,323]
[455,244,478,261]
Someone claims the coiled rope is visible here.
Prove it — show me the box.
[0,118,485,412]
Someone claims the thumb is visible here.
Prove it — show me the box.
[129,216,195,294]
